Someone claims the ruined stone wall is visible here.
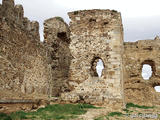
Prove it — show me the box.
[124,37,160,106]
[2,0,159,108]
[0,0,51,96]
[44,17,71,97]
[61,10,124,106]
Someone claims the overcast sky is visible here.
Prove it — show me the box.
[1,0,160,41]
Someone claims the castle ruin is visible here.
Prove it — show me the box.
[0,0,160,111]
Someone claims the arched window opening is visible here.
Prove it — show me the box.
[96,59,104,77]
[91,57,104,77]
[142,64,153,80]
[57,32,70,43]
[154,86,160,92]
[141,60,155,80]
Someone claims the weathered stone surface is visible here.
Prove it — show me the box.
[0,0,51,96]
[124,37,160,106]
[60,10,124,106]
[1,0,160,111]
[0,99,50,113]
[44,17,71,96]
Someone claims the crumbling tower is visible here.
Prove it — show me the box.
[44,17,71,96]
[61,10,124,106]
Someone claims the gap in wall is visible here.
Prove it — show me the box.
[154,86,160,92]
[96,59,104,77]
[142,64,152,80]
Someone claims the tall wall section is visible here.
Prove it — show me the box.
[0,0,51,97]
[44,17,71,97]
[61,10,124,106]
[124,37,160,106]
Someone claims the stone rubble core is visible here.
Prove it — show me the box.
[0,0,160,110]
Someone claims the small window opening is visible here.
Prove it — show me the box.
[91,57,104,77]
[154,86,160,92]
[57,32,67,40]
[89,18,96,22]
[96,59,104,77]
[57,32,70,43]
[142,64,153,80]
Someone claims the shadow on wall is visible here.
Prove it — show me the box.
[43,17,72,97]
[50,32,72,97]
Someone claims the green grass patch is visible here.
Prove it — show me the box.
[95,103,155,120]
[94,116,105,120]
[0,104,97,120]
[0,113,12,120]
[10,111,28,120]
[126,103,154,109]
[108,112,123,117]
[122,108,133,113]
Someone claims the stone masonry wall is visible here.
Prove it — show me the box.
[61,10,124,106]
[124,36,160,106]
[2,0,160,108]
[44,17,71,97]
[0,0,51,96]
